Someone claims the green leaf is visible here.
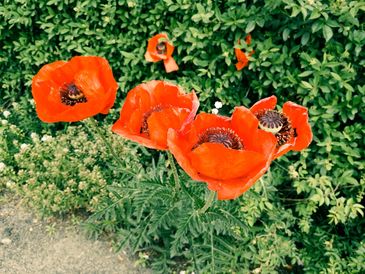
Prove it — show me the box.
[323,25,333,42]
[330,72,341,81]
[343,82,354,92]
[311,21,323,33]
[245,21,255,33]
[120,51,135,59]
[301,81,313,89]
[298,71,313,77]
[301,33,310,45]
[283,28,290,41]
[309,9,321,20]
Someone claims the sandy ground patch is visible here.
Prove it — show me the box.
[0,194,149,274]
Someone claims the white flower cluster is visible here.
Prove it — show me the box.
[41,135,53,142]
[3,110,11,118]
[20,143,30,152]
[1,111,10,125]
[211,101,223,114]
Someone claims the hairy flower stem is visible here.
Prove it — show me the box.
[199,190,216,214]
[167,151,181,190]
[88,118,135,176]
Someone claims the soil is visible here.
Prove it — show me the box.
[0,194,149,274]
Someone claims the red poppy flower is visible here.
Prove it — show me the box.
[235,35,254,71]
[167,108,277,200]
[250,95,312,159]
[144,33,179,73]
[32,56,118,123]
[112,80,199,150]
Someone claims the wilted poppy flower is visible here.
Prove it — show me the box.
[32,56,118,123]
[167,108,277,200]
[250,95,312,159]
[144,33,179,73]
[112,80,199,150]
[235,34,254,71]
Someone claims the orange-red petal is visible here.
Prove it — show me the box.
[147,107,190,148]
[167,129,201,179]
[245,34,252,45]
[274,143,293,159]
[235,48,249,70]
[190,143,266,180]
[207,150,274,200]
[32,61,68,122]
[235,62,245,71]
[112,85,152,135]
[145,51,157,62]
[163,57,179,73]
[283,101,313,151]
[235,48,248,62]
[152,82,191,109]
[231,107,258,134]
[97,57,119,114]
[250,95,277,114]
[112,126,167,150]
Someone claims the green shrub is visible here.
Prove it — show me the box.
[1,0,364,273]
[0,114,143,215]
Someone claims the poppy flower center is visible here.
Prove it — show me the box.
[193,127,243,150]
[256,110,294,147]
[140,104,165,136]
[156,42,167,55]
[60,83,87,106]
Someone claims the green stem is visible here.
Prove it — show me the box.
[88,118,136,177]
[199,190,216,214]
[167,151,180,190]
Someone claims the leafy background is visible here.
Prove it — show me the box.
[1,0,364,273]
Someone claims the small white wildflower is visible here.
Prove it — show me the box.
[3,110,11,118]
[6,181,15,188]
[214,101,223,109]
[1,119,8,126]
[41,135,53,142]
[78,181,87,190]
[20,143,29,151]
[0,162,6,172]
[28,99,35,105]
[30,132,38,140]
[179,271,186,274]
[288,165,299,179]
[211,108,219,115]
[307,0,314,5]
[127,1,136,7]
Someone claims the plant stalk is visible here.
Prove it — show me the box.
[88,118,135,176]
[167,151,181,190]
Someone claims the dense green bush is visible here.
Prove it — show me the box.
[1,0,364,273]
